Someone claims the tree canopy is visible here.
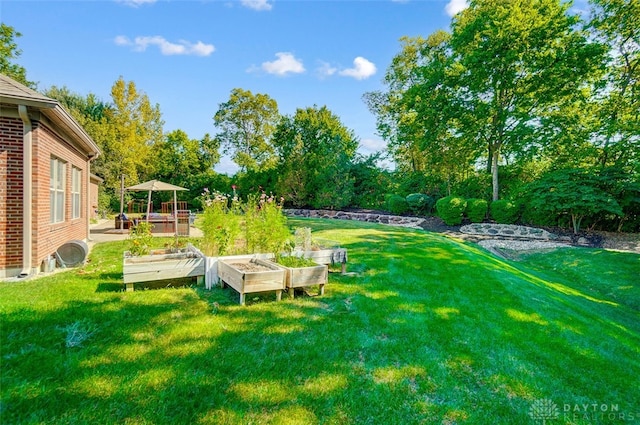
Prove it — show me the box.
[273,105,359,209]
[0,23,35,88]
[213,88,280,172]
[367,0,605,201]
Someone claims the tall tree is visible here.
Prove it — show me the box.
[106,77,164,188]
[450,0,603,200]
[365,32,481,195]
[272,105,359,209]
[589,0,640,172]
[213,88,280,172]
[0,23,35,88]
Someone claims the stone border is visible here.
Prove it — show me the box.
[284,209,603,254]
[478,239,571,252]
[460,223,558,240]
[285,209,425,229]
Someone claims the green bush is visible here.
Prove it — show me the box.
[522,168,624,234]
[387,194,409,215]
[466,198,488,223]
[436,196,467,225]
[490,199,520,224]
[406,193,434,215]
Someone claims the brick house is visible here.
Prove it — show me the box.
[0,75,101,278]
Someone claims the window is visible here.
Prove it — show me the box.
[71,167,81,219]
[50,157,66,223]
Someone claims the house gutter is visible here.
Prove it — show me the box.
[18,105,33,278]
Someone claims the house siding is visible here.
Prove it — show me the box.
[0,117,24,274]
[89,176,101,220]
[33,121,89,268]
[0,116,91,277]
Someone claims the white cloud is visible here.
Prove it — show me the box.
[445,0,469,17]
[338,57,377,80]
[241,0,273,11]
[261,52,305,76]
[116,0,157,7]
[360,137,386,153]
[316,61,337,79]
[115,35,215,56]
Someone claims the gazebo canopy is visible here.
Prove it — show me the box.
[126,180,188,192]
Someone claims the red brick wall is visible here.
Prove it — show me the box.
[90,178,100,220]
[32,121,89,268]
[0,115,91,277]
[0,117,24,274]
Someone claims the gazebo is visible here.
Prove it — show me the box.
[123,179,188,235]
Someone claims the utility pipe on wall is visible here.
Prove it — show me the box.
[18,105,33,277]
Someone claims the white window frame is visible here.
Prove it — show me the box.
[71,166,81,219]
[50,157,66,223]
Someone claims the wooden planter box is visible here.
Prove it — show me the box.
[269,261,328,299]
[217,258,285,305]
[294,248,348,274]
[123,244,205,291]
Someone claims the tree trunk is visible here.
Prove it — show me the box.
[491,149,499,201]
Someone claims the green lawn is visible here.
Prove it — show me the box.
[1,218,639,424]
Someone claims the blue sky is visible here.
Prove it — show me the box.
[3,0,470,173]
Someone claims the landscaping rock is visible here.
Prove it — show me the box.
[460,223,558,240]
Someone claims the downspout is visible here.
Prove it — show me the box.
[86,156,93,242]
[18,105,33,277]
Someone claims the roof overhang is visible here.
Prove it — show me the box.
[0,76,101,159]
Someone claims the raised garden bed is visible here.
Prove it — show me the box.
[292,247,348,274]
[269,258,328,299]
[217,258,286,305]
[123,244,205,292]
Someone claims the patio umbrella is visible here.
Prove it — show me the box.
[125,179,188,235]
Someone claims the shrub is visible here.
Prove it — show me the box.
[436,196,467,225]
[490,199,521,224]
[406,193,435,215]
[523,168,623,234]
[466,198,488,223]
[387,194,410,215]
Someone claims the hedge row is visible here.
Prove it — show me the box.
[385,193,435,216]
[386,193,521,225]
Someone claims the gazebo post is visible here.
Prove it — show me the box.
[119,174,125,231]
[146,190,152,223]
[173,190,178,237]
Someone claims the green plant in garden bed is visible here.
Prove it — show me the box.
[127,221,153,255]
[277,255,318,268]
[199,189,290,257]
[1,218,638,424]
